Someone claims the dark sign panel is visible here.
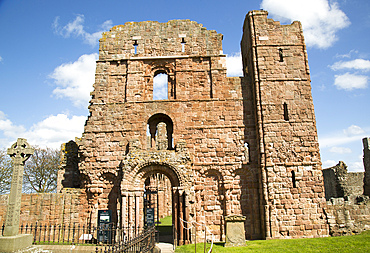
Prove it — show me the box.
[147,208,154,226]
[97,210,112,243]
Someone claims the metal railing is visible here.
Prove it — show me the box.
[95,226,156,253]
[1,222,155,251]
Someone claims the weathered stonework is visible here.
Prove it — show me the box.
[61,10,329,243]
[321,139,370,236]
[0,189,88,226]
[363,137,370,196]
[57,139,81,192]
[6,10,370,244]
[325,196,370,236]
[323,161,364,200]
[225,215,247,247]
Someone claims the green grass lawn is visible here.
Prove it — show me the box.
[158,215,172,226]
[175,230,370,253]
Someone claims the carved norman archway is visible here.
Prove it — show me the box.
[120,142,192,245]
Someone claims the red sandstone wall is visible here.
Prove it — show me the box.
[0,189,88,227]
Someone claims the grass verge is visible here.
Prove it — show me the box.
[175,230,370,253]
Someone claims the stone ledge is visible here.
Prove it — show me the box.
[0,234,33,252]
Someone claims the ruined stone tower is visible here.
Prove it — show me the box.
[363,137,370,196]
[73,10,328,244]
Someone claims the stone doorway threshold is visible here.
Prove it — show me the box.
[156,242,175,253]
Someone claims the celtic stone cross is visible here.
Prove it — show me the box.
[3,138,34,236]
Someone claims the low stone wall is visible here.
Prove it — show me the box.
[0,189,88,226]
[324,196,370,236]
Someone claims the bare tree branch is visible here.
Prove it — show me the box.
[23,147,61,193]
[0,150,12,194]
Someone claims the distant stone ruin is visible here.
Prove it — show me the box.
[322,138,370,236]
[323,161,364,200]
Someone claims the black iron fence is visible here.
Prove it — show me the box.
[1,223,156,252]
[95,226,156,253]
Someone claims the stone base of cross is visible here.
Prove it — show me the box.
[0,234,34,252]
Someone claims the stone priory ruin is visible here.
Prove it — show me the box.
[57,10,330,244]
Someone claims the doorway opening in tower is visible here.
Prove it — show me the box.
[144,173,173,243]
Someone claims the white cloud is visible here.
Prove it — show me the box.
[335,50,358,59]
[0,56,3,62]
[226,53,243,77]
[319,125,368,148]
[25,114,86,149]
[0,112,86,149]
[330,59,370,71]
[322,159,337,168]
[0,111,26,146]
[50,53,97,108]
[334,72,368,90]
[329,146,352,154]
[153,73,168,100]
[53,15,113,47]
[349,162,364,172]
[344,125,365,136]
[260,0,350,49]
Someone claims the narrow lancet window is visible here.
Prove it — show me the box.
[244,142,250,163]
[181,38,186,52]
[133,40,138,54]
[283,102,289,121]
[279,48,284,62]
[291,171,297,188]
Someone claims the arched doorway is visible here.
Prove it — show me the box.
[144,173,173,243]
[120,162,190,245]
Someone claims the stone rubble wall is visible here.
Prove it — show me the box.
[99,20,223,60]
[323,161,364,200]
[321,138,370,236]
[0,189,88,227]
[325,196,370,236]
[57,140,81,192]
[363,137,370,196]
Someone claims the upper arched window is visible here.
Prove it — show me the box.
[153,72,168,100]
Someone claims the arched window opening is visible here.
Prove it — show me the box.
[153,73,168,100]
[147,113,174,150]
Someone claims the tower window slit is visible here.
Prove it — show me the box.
[279,48,284,62]
[181,38,186,52]
[133,40,138,54]
[291,171,297,188]
[283,102,289,121]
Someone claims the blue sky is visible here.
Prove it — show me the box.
[0,0,369,172]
